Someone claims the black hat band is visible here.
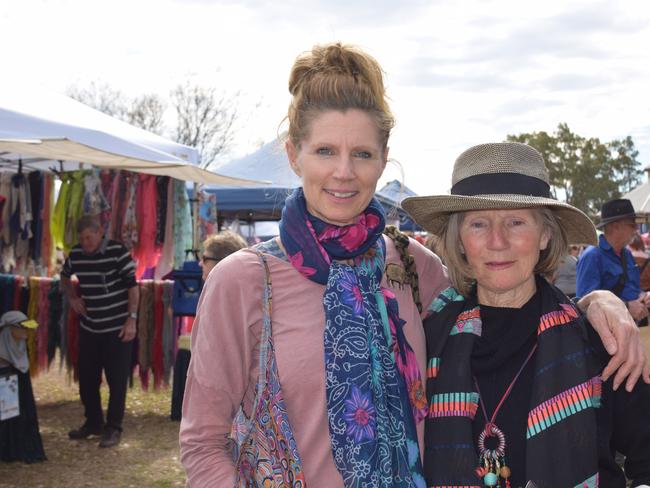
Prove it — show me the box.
[451,172,551,198]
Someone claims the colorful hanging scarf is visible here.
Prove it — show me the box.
[279,188,426,488]
[423,278,602,488]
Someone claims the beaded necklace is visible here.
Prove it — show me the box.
[473,343,538,487]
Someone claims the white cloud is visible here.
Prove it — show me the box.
[1,0,649,195]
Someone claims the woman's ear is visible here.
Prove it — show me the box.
[540,230,551,251]
[285,140,301,177]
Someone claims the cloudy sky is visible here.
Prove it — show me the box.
[2,0,649,195]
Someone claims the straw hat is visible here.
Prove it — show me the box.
[402,142,597,245]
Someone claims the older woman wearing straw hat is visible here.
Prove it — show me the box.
[403,142,650,488]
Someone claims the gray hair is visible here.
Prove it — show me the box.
[76,215,102,234]
[440,207,568,297]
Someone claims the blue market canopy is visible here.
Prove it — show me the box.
[206,140,420,229]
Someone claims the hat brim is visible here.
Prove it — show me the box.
[402,194,598,245]
[19,319,38,330]
[595,213,647,229]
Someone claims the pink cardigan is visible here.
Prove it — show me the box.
[179,237,449,487]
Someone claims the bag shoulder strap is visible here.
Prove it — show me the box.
[383,225,422,313]
[231,248,273,451]
[611,250,629,298]
[252,248,273,391]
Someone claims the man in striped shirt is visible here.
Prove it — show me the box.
[61,215,140,448]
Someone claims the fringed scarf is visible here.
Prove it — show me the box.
[279,188,427,488]
[423,278,602,488]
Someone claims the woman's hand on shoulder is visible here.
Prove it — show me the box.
[577,290,650,391]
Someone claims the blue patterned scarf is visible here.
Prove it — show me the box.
[279,188,426,488]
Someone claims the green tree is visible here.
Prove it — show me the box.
[507,124,643,217]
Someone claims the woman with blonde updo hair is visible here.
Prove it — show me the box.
[179,43,645,487]
[181,41,447,488]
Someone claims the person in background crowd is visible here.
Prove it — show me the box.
[576,199,650,324]
[0,311,46,464]
[170,230,248,421]
[180,43,647,487]
[198,230,248,281]
[629,232,650,292]
[61,215,139,448]
[403,142,650,487]
[551,244,581,298]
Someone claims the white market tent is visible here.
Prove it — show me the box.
[0,88,263,186]
[624,179,650,213]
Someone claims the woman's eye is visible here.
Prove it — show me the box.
[354,150,372,159]
[316,147,333,156]
[468,221,486,229]
[510,219,526,227]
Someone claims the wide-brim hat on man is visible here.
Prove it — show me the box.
[595,198,646,229]
[401,142,597,245]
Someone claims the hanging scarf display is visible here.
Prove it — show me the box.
[28,171,42,263]
[121,173,139,250]
[51,173,72,251]
[161,281,174,382]
[197,190,217,245]
[156,176,169,247]
[155,178,176,280]
[173,179,192,269]
[8,172,33,273]
[39,174,55,275]
[133,174,160,278]
[137,280,154,389]
[63,171,85,252]
[82,170,110,216]
[47,279,62,364]
[423,278,602,487]
[0,174,12,246]
[151,281,165,389]
[10,172,33,242]
[279,188,426,488]
[107,170,127,240]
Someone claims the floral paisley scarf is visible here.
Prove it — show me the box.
[279,188,426,488]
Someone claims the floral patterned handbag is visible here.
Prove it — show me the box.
[230,249,307,487]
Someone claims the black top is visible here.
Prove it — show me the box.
[471,294,539,488]
[61,240,137,333]
[471,293,650,487]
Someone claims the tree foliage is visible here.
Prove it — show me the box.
[507,123,643,216]
[67,81,241,163]
[170,81,239,167]
[67,83,166,136]
[126,94,166,135]
[66,82,128,119]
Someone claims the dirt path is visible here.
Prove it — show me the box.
[0,363,186,487]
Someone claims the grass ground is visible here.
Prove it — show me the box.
[0,362,185,488]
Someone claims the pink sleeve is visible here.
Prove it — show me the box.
[408,238,450,318]
[179,250,263,486]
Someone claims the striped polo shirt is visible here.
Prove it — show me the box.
[61,240,137,334]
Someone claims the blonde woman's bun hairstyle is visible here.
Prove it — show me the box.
[286,42,394,149]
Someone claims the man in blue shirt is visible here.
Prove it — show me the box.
[576,199,650,322]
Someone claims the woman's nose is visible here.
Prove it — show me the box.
[486,226,508,249]
[332,154,354,179]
